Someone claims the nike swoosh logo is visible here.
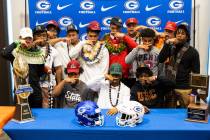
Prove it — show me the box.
[57,4,72,11]
[145,4,161,11]
[36,21,48,26]
[101,5,117,12]
[175,20,183,24]
[79,22,89,28]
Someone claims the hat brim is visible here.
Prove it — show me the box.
[164,27,176,31]
[67,69,79,74]
[21,34,33,39]
[110,71,122,76]
[110,22,122,27]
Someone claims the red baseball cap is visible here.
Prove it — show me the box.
[126,18,138,26]
[164,21,177,31]
[46,20,60,32]
[67,60,80,74]
[88,21,101,31]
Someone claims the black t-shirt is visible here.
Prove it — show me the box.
[130,78,175,107]
[130,81,159,107]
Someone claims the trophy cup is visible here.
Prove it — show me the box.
[186,73,209,123]
[12,55,34,123]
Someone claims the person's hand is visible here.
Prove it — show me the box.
[107,107,118,115]
[33,39,45,46]
[105,74,114,81]
[165,38,179,45]
[114,32,125,39]
[64,77,79,84]
[138,44,152,51]
[144,106,150,114]
[147,76,157,82]
[44,66,52,74]
[62,37,71,45]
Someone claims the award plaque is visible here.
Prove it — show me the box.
[186,73,209,123]
[189,73,209,100]
[186,103,208,123]
[13,85,34,123]
[12,55,34,123]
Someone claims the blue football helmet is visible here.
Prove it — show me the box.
[75,101,104,126]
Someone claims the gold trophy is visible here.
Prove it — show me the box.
[186,73,209,123]
[12,55,34,123]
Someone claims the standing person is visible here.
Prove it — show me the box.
[87,63,130,115]
[53,60,91,108]
[69,21,109,83]
[32,25,62,108]
[102,17,138,87]
[126,18,141,44]
[125,28,160,77]
[158,23,200,107]
[1,27,46,108]
[155,21,177,50]
[54,24,80,78]
[46,20,60,39]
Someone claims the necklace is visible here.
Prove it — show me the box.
[109,82,121,107]
[81,41,102,63]
[104,34,126,54]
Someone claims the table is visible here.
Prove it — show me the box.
[4,109,210,140]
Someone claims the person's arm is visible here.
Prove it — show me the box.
[53,77,78,97]
[69,41,85,59]
[158,43,172,63]
[53,80,66,97]
[52,49,63,83]
[123,35,138,49]
[48,38,65,46]
[130,85,138,101]
[125,47,140,64]
[191,49,200,73]
[1,42,17,63]
[54,66,62,84]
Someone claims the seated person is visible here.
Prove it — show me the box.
[87,63,130,115]
[130,65,175,112]
[53,60,92,108]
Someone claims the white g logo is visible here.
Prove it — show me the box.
[169,0,184,10]
[59,16,73,27]
[146,16,161,27]
[36,0,51,11]
[80,0,95,10]
[124,0,139,11]
[102,17,112,27]
[80,33,88,41]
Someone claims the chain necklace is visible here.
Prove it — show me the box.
[109,82,121,107]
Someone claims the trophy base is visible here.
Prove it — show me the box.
[12,103,34,123]
[185,103,208,123]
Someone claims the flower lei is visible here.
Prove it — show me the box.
[104,34,126,54]
[80,41,103,65]
[12,41,45,64]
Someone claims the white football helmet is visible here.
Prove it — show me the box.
[116,101,144,127]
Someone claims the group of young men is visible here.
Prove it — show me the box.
[1,16,200,114]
